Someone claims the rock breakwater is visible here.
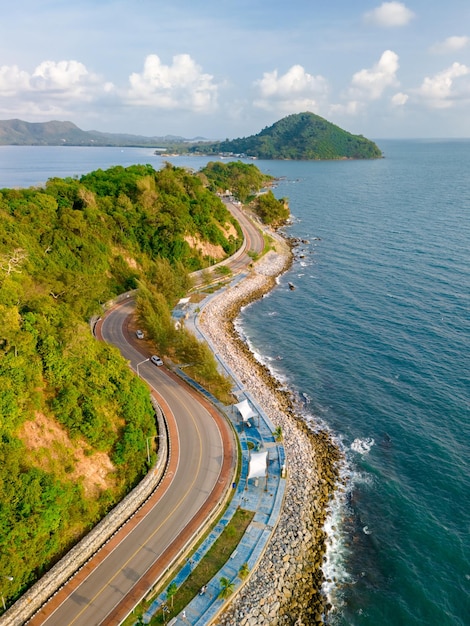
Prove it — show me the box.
[199,243,344,625]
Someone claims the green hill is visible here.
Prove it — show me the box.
[0,119,187,146]
[0,162,249,604]
[189,112,382,160]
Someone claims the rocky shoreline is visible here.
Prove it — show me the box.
[199,240,344,625]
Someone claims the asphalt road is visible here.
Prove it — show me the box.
[224,200,265,262]
[32,300,234,626]
[27,198,260,626]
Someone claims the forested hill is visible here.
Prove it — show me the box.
[0,161,270,604]
[189,112,382,160]
[0,118,187,146]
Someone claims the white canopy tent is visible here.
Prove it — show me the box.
[234,399,257,423]
[247,450,268,480]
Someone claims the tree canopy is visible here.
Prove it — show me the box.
[188,112,383,160]
[200,160,274,203]
[0,162,244,604]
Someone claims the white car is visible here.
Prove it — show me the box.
[136,330,144,339]
[151,355,163,366]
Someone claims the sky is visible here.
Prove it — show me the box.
[1,0,470,140]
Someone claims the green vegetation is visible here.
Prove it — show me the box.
[166,582,177,608]
[190,112,383,160]
[136,278,233,402]
[253,190,290,227]
[200,160,275,203]
[0,115,382,160]
[238,562,250,579]
[0,161,245,604]
[215,264,232,277]
[0,119,188,147]
[218,576,235,599]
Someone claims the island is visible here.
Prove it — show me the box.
[185,111,383,160]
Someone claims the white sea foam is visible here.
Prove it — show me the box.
[236,315,372,619]
[236,322,291,386]
[350,437,375,454]
[320,448,353,614]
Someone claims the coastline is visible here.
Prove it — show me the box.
[198,237,343,625]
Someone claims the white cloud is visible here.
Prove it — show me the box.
[253,64,328,112]
[0,60,113,119]
[30,60,103,101]
[329,101,362,116]
[126,54,218,112]
[0,64,30,96]
[430,36,470,55]
[391,92,408,106]
[364,2,415,28]
[350,50,400,100]
[416,62,470,108]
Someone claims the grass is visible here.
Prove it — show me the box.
[124,507,254,625]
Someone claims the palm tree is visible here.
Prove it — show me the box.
[166,582,177,608]
[218,576,235,599]
[273,426,283,442]
[238,562,250,579]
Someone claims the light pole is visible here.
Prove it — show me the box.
[136,357,150,378]
[146,435,164,465]
[1,577,13,612]
[146,435,156,465]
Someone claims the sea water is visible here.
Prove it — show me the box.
[237,142,470,625]
[1,141,469,625]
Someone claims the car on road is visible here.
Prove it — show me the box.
[151,355,163,366]
[136,330,144,339]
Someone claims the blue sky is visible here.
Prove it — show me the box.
[1,1,470,139]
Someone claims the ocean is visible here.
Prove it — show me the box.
[1,141,469,625]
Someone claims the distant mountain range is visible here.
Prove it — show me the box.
[0,119,193,147]
[0,113,382,160]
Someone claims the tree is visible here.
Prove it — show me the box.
[166,581,177,608]
[254,191,289,226]
[273,426,283,442]
[238,562,250,579]
[218,576,235,599]
[0,161,248,598]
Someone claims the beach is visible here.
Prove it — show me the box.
[198,239,343,625]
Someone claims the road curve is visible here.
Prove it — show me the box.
[222,200,265,273]
[26,200,263,625]
[29,300,236,626]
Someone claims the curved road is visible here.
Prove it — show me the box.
[224,199,265,263]
[26,199,263,626]
[29,300,236,626]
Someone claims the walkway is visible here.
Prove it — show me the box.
[140,279,287,625]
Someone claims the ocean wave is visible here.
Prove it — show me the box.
[235,323,291,385]
[321,448,354,613]
[350,437,375,454]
